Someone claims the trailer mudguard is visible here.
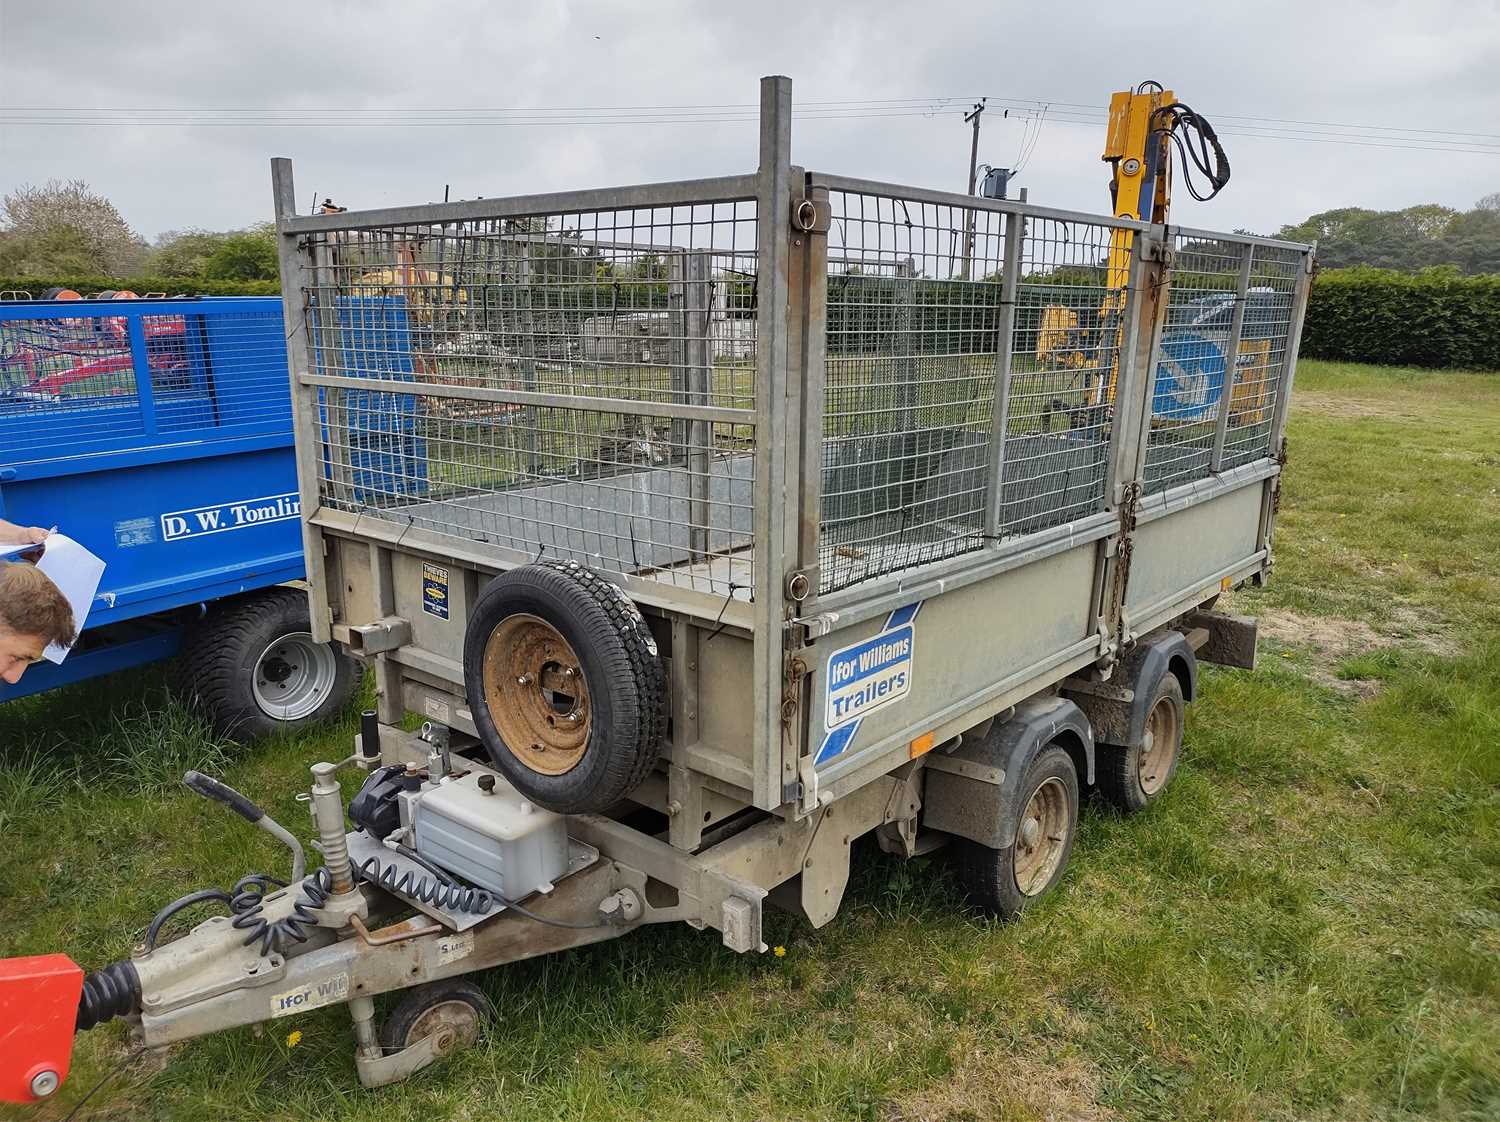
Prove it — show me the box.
[922,696,1095,850]
[1066,631,1198,749]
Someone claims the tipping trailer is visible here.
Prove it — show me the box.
[0,296,355,737]
[0,76,1313,1101]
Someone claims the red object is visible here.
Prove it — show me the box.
[0,954,83,1103]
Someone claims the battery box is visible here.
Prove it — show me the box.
[406,770,569,901]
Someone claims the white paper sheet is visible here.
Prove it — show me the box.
[21,534,107,663]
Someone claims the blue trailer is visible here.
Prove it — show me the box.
[0,296,355,738]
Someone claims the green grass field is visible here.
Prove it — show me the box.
[3,358,1497,1121]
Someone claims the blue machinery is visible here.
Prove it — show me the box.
[0,295,423,702]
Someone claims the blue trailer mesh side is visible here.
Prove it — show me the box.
[329,296,429,504]
[0,298,290,465]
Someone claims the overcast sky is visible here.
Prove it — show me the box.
[2,0,1497,242]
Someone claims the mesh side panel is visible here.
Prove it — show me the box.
[0,303,290,464]
[149,308,291,434]
[1142,236,1249,494]
[302,200,758,599]
[1221,246,1300,468]
[1005,217,1115,535]
[0,312,144,454]
[818,192,1121,594]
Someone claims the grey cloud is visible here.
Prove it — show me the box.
[2,0,1497,240]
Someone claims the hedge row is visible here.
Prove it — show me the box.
[1300,268,1500,371]
[0,276,278,298]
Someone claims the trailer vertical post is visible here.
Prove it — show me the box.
[794,185,829,586]
[1097,226,1166,656]
[752,75,795,810]
[685,250,714,561]
[271,158,333,643]
[1208,243,1255,473]
[982,208,1024,540]
[518,243,541,477]
[669,251,690,458]
[125,316,159,437]
[1130,233,1174,488]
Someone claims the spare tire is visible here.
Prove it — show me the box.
[463,561,666,814]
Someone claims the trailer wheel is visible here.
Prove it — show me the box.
[956,745,1079,920]
[1097,673,1184,812]
[464,561,666,814]
[379,979,493,1057]
[178,587,357,743]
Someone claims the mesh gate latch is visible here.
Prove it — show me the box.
[787,612,838,642]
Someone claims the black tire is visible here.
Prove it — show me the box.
[378,979,493,1056]
[463,560,666,814]
[956,745,1079,921]
[177,587,358,743]
[1096,673,1184,813]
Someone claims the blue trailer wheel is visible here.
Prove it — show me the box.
[252,633,341,721]
[178,587,357,742]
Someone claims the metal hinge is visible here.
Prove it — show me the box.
[1142,234,1174,265]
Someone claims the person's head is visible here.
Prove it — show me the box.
[0,562,76,684]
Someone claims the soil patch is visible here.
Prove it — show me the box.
[1257,608,1452,697]
[883,1038,1116,1122]
[1295,394,1421,422]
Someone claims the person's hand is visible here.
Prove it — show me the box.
[0,521,49,546]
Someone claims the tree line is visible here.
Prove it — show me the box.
[1274,193,1500,273]
[0,179,277,283]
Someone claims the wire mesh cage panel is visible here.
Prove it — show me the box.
[299,198,759,598]
[1005,216,1117,531]
[1141,236,1305,491]
[1142,236,1251,494]
[0,300,290,465]
[1221,245,1301,468]
[818,190,1121,594]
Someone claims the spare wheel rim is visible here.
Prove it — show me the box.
[482,614,591,776]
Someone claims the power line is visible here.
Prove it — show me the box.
[3,93,1498,156]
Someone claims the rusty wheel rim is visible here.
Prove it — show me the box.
[1012,777,1070,897]
[482,614,590,776]
[1138,694,1178,796]
[405,999,482,1054]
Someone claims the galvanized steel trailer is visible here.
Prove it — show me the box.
[280,78,1309,828]
[6,76,1312,1099]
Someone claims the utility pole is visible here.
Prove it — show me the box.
[961,98,986,279]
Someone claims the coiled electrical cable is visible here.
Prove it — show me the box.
[354,853,495,914]
[359,844,607,931]
[230,869,333,957]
